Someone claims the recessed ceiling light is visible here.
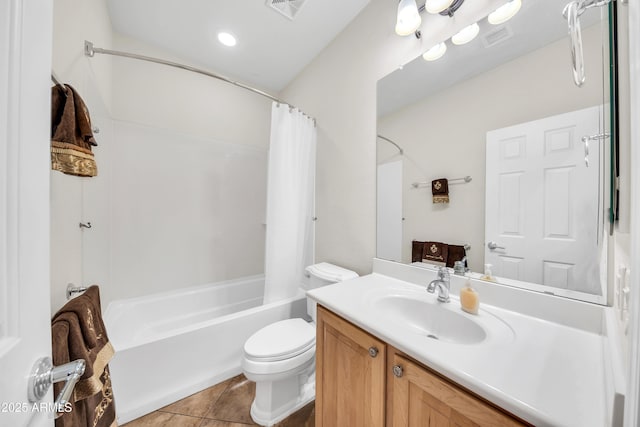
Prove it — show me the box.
[217,32,237,47]
[422,42,447,61]
[488,0,522,25]
[451,23,479,45]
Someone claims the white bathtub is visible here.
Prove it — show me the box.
[104,275,307,424]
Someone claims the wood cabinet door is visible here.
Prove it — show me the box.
[389,352,528,427]
[316,306,386,427]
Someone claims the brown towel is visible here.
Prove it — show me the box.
[51,84,98,177]
[432,178,449,203]
[446,244,467,268]
[52,286,116,427]
[412,241,426,263]
[422,241,448,264]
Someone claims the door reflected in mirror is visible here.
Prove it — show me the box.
[376,0,613,304]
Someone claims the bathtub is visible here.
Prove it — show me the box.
[104,275,307,424]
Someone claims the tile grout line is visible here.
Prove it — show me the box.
[202,376,258,425]
[121,412,204,427]
[209,375,237,411]
[157,375,241,418]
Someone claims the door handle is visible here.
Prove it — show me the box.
[487,241,505,251]
[581,133,609,167]
[28,357,85,416]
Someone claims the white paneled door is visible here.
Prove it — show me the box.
[485,106,604,300]
[0,1,54,426]
[377,160,403,262]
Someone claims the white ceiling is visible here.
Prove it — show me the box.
[378,0,603,117]
[107,0,371,93]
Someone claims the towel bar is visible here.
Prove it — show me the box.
[66,283,88,300]
[28,357,86,417]
[411,176,472,188]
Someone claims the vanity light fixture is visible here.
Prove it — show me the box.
[425,0,454,13]
[488,0,522,25]
[217,32,237,47]
[426,0,465,17]
[422,42,447,61]
[395,0,422,36]
[451,22,480,45]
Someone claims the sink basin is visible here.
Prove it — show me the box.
[373,295,488,344]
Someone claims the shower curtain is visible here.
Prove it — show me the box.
[263,102,317,304]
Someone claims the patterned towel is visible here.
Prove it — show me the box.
[52,286,116,427]
[431,178,449,203]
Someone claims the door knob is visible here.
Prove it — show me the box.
[487,241,506,250]
[368,347,379,358]
[392,365,404,378]
[28,357,85,416]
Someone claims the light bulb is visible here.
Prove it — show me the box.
[488,0,522,25]
[395,0,422,36]
[425,0,455,14]
[451,23,479,45]
[422,42,447,61]
[217,32,237,47]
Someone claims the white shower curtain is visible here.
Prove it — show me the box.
[263,102,317,304]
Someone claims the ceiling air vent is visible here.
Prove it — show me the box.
[267,0,308,20]
[481,25,513,48]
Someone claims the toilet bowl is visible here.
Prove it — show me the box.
[242,262,358,426]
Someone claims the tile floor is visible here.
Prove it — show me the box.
[122,375,315,427]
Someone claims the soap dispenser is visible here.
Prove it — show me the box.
[481,264,496,282]
[460,276,479,315]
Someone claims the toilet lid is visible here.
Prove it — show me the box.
[244,318,315,362]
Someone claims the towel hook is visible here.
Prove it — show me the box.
[79,222,91,229]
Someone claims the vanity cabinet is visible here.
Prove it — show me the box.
[316,305,386,427]
[316,305,530,427]
[388,351,528,427]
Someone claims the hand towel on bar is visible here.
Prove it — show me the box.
[431,178,449,203]
[52,286,116,427]
[51,84,98,177]
[446,244,467,268]
[412,240,426,263]
[422,241,448,265]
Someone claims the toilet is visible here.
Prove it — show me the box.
[242,262,358,426]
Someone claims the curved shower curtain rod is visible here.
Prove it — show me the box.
[83,40,316,125]
[376,134,403,155]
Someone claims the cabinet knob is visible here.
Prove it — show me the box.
[368,347,379,358]
[393,365,404,378]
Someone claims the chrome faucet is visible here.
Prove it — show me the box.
[427,267,450,303]
[453,256,468,276]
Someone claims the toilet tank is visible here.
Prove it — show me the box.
[304,262,358,322]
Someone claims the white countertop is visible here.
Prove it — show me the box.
[307,272,610,427]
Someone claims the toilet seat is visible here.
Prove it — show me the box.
[243,318,316,377]
[244,318,315,362]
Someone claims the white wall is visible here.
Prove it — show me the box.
[280,0,505,275]
[51,6,272,310]
[50,0,113,312]
[111,34,272,149]
[377,25,603,272]
[90,121,267,303]
[86,35,273,305]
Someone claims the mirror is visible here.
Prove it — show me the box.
[376,0,615,304]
